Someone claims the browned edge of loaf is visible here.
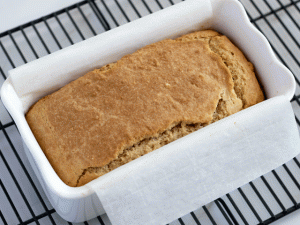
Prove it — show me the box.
[25,30,265,187]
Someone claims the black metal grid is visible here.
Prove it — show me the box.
[0,0,300,224]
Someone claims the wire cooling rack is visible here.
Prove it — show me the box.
[1,0,300,224]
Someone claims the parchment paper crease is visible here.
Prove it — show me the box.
[89,96,300,225]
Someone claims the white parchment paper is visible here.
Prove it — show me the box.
[89,96,300,225]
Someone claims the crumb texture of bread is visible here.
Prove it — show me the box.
[26,30,264,187]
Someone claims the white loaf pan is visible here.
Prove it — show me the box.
[0,0,296,222]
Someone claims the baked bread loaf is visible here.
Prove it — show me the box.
[26,30,264,187]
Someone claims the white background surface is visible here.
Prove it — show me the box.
[273,211,300,225]
[0,0,81,33]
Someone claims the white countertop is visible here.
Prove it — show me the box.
[272,210,300,225]
[0,0,81,33]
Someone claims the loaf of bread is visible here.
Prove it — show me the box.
[26,30,264,187]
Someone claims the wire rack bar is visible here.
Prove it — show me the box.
[215,200,234,225]
[20,27,40,58]
[128,0,142,18]
[178,218,185,225]
[20,209,56,225]
[0,209,8,225]
[238,187,263,223]
[261,175,286,212]
[0,40,16,69]
[294,157,300,169]
[97,216,106,225]
[293,1,300,14]
[272,170,297,206]
[283,164,300,191]
[8,32,27,64]
[43,19,63,50]
[0,179,22,224]
[31,23,51,54]
[0,0,91,39]
[217,198,239,225]
[275,0,300,31]
[190,211,201,225]
[0,151,40,225]
[250,0,300,68]
[202,206,217,225]
[0,66,7,80]
[100,0,119,26]
[114,0,131,22]
[77,4,97,36]
[88,0,111,30]
[263,0,300,50]
[65,9,86,40]
[293,98,300,126]
[141,0,153,13]
[246,3,300,84]
[0,122,55,223]
[249,181,275,218]
[227,193,250,225]
[54,13,74,45]
[250,0,300,22]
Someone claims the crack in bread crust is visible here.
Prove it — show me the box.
[208,35,264,108]
[76,32,264,187]
[76,121,205,186]
[26,30,265,187]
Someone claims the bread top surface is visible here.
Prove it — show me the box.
[26,30,264,187]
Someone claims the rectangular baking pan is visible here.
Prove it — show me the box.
[0,0,296,222]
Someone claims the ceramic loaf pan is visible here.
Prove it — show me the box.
[0,0,296,222]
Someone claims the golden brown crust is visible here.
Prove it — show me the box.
[26,30,264,187]
[208,35,264,108]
